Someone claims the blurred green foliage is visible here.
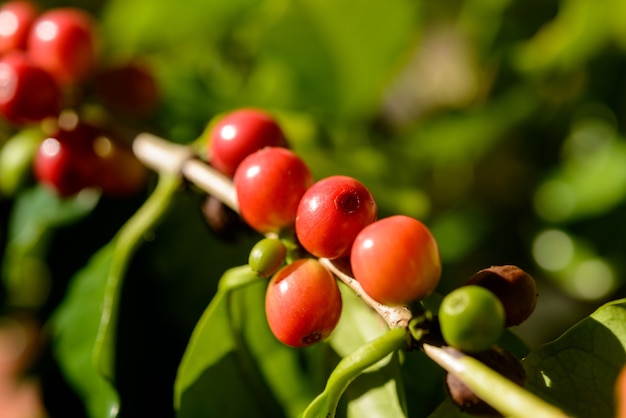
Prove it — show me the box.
[3,0,626,416]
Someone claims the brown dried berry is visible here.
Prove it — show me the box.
[445,346,527,417]
[466,265,537,327]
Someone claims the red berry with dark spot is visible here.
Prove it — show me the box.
[295,175,377,259]
[265,258,342,348]
[0,1,38,53]
[0,51,61,124]
[209,108,288,177]
[27,8,97,85]
[234,147,313,233]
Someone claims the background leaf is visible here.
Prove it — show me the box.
[523,298,626,417]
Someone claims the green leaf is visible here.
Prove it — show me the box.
[523,298,626,417]
[175,268,316,418]
[51,244,120,418]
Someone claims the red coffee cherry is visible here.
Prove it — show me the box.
[265,258,342,348]
[0,51,61,124]
[350,215,441,305]
[466,265,537,327]
[295,175,377,259]
[234,147,313,233]
[27,8,97,85]
[0,1,38,53]
[208,108,288,177]
[33,122,100,196]
[95,61,160,117]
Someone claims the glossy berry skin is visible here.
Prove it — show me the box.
[27,8,97,85]
[350,215,441,305]
[234,147,313,233]
[265,258,342,347]
[439,285,505,353]
[0,52,61,124]
[0,1,38,53]
[249,238,287,278]
[33,122,99,196]
[466,265,537,327]
[209,108,288,177]
[296,176,377,259]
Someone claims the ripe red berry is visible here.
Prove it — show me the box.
[0,1,38,53]
[0,51,61,124]
[33,122,99,196]
[295,176,377,259]
[208,108,288,177]
[234,147,313,233]
[350,215,441,305]
[95,61,160,117]
[27,8,97,85]
[265,258,342,347]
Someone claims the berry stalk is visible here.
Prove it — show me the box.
[423,344,569,418]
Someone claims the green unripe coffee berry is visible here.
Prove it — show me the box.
[248,238,287,277]
[439,285,505,353]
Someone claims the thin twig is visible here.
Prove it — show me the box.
[423,344,570,418]
[319,258,413,329]
[132,133,238,212]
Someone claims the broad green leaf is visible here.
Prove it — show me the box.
[524,298,626,417]
[175,268,316,418]
[51,244,120,418]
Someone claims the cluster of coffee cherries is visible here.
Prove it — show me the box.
[206,108,442,347]
[0,1,159,197]
[206,109,539,416]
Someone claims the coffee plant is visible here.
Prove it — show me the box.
[0,1,626,417]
